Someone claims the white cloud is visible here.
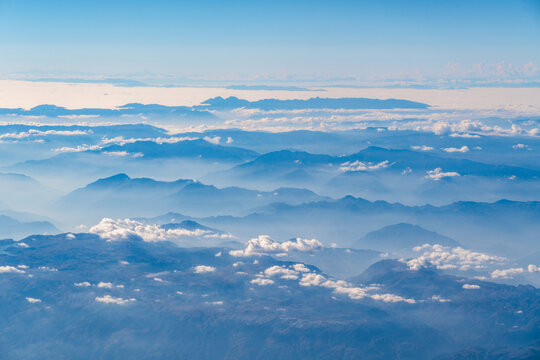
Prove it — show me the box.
[250,278,274,286]
[38,266,58,272]
[449,133,480,138]
[194,265,216,274]
[292,264,310,272]
[0,129,89,140]
[298,272,415,303]
[407,244,504,271]
[339,160,391,172]
[443,146,469,153]
[0,266,25,274]
[491,267,524,279]
[411,145,434,151]
[89,218,215,242]
[203,136,221,144]
[54,144,101,153]
[462,284,480,289]
[431,295,451,302]
[230,235,323,257]
[226,137,234,144]
[25,297,42,303]
[512,143,532,150]
[263,266,299,280]
[425,168,461,181]
[74,281,91,287]
[206,301,223,305]
[528,264,540,273]
[101,136,198,146]
[95,295,136,305]
[97,282,113,289]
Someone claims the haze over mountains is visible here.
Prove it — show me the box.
[0,93,539,359]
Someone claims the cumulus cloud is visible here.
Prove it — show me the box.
[411,145,434,151]
[425,168,461,181]
[0,266,25,274]
[339,160,391,172]
[250,278,274,286]
[449,133,480,138]
[230,235,323,257]
[528,264,540,273]
[406,244,504,271]
[95,295,135,305]
[193,265,216,274]
[298,272,415,303]
[101,136,198,146]
[97,282,114,289]
[74,281,91,287]
[292,264,310,272]
[443,146,469,153]
[54,144,101,153]
[255,264,414,303]
[25,297,42,303]
[89,218,222,242]
[462,284,480,289]
[263,266,299,279]
[512,143,532,150]
[0,129,90,140]
[203,136,221,144]
[491,267,524,279]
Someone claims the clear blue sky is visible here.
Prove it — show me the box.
[0,0,539,83]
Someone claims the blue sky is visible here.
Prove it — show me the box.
[0,0,539,84]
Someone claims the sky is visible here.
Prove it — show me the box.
[0,0,539,85]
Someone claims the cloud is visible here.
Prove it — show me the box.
[54,144,101,153]
[411,145,434,151]
[0,266,25,274]
[254,264,414,303]
[339,160,391,172]
[425,168,460,181]
[89,218,219,242]
[95,295,136,305]
[462,284,480,289]
[449,133,480,138]
[97,282,114,289]
[25,297,42,303]
[230,235,323,257]
[101,136,198,146]
[206,301,223,305]
[491,267,524,279]
[528,264,540,273]
[193,265,216,274]
[512,143,532,150]
[263,266,299,279]
[406,244,504,271]
[203,136,221,144]
[292,264,310,272]
[431,295,451,303]
[443,146,469,153]
[298,272,415,303]
[250,278,274,286]
[226,137,234,144]
[0,129,90,140]
[74,281,91,287]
